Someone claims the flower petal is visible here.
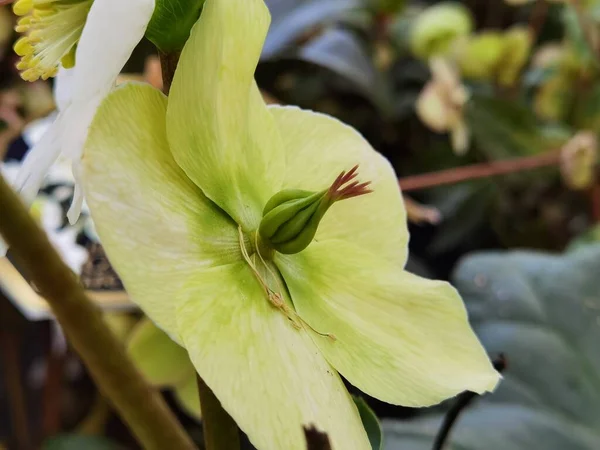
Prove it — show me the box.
[166,0,285,230]
[176,261,370,450]
[82,83,239,340]
[269,106,408,266]
[276,239,500,407]
[127,319,192,386]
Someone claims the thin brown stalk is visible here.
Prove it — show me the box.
[398,151,561,192]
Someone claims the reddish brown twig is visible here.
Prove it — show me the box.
[0,0,14,6]
[398,151,561,192]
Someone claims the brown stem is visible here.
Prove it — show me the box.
[529,0,549,45]
[0,319,31,450]
[197,374,241,450]
[42,323,66,439]
[398,150,561,192]
[0,175,197,450]
[159,51,181,95]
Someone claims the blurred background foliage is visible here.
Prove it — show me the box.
[1,0,599,449]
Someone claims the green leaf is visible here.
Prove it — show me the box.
[146,0,204,52]
[353,396,383,450]
[465,94,547,159]
[383,245,600,450]
[43,435,123,450]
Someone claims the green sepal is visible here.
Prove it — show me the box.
[146,0,205,52]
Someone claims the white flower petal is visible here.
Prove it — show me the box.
[53,68,75,112]
[70,0,156,101]
[14,0,156,225]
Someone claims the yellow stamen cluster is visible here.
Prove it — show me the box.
[13,0,93,81]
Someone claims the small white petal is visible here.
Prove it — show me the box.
[15,114,63,204]
[67,161,84,224]
[22,113,57,149]
[71,0,156,101]
[53,68,75,112]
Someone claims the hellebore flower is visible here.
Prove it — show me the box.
[416,58,470,154]
[83,0,500,448]
[13,0,155,224]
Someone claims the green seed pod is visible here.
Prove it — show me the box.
[258,166,372,255]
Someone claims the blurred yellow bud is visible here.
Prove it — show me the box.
[410,2,473,59]
[560,131,598,190]
[416,58,470,154]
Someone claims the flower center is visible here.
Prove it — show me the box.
[13,0,93,81]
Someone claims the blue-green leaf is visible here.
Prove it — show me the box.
[383,245,600,450]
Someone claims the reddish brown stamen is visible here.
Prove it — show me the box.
[328,165,373,201]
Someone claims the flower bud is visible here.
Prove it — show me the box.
[410,2,473,60]
[259,166,372,255]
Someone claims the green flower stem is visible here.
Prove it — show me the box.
[197,375,241,449]
[159,49,242,450]
[0,175,197,450]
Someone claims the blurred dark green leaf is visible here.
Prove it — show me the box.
[353,396,383,450]
[466,94,548,159]
[298,28,391,112]
[263,0,362,58]
[427,183,494,254]
[383,245,600,450]
[562,5,599,69]
[43,435,124,450]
